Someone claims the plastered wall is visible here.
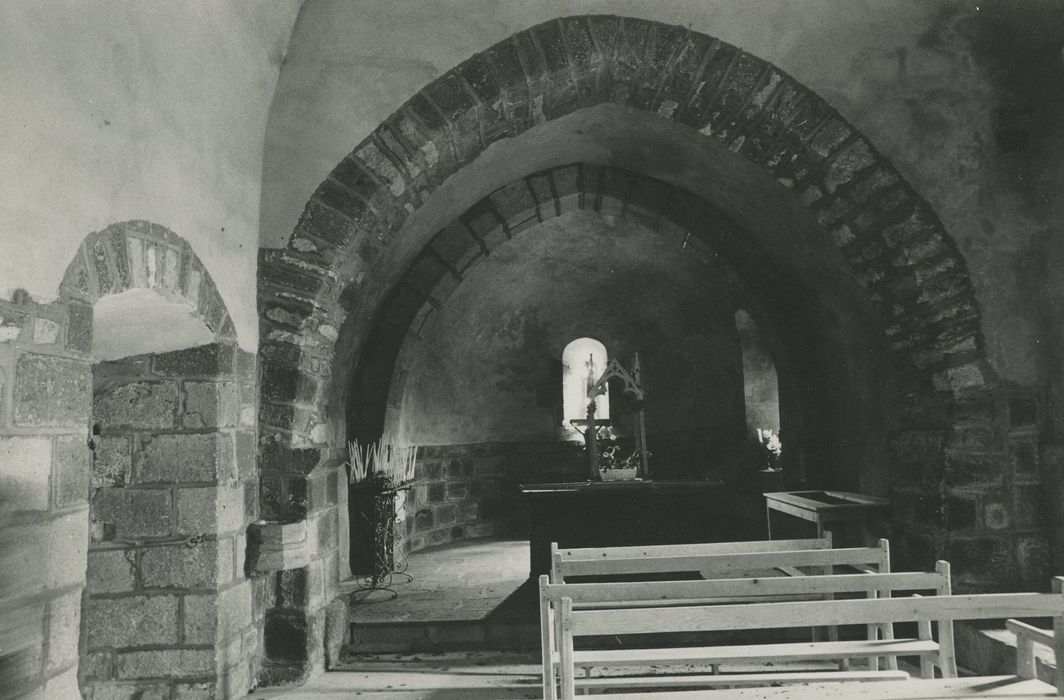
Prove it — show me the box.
[0,2,302,349]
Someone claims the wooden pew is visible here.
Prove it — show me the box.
[551,538,891,583]
[539,564,950,700]
[542,538,900,700]
[555,580,1064,699]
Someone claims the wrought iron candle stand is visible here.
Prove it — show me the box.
[349,478,412,600]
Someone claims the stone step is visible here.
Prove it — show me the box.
[349,619,541,653]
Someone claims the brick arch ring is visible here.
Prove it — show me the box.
[258,14,989,448]
[59,220,236,343]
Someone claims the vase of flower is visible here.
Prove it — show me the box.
[599,466,639,481]
[596,445,649,481]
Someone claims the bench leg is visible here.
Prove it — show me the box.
[918,618,935,679]
[865,624,879,671]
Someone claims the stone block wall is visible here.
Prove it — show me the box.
[396,435,737,554]
[890,389,1053,591]
[400,441,584,553]
[255,459,346,685]
[0,295,92,699]
[84,344,264,699]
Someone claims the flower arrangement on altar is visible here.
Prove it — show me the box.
[598,445,652,481]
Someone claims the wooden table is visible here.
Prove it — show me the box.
[520,480,755,577]
[763,490,889,543]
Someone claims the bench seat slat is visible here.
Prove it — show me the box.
[561,638,938,667]
[574,669,911,688]
[1008,619,1055,647]
[575,594,824,608]
[590,676,1058,699]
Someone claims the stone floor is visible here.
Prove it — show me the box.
[249,651,543,700]
[243,537,917,699]
[344,537,541,653]
[346,537,534,624]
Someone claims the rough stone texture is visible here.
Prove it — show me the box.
[174,682,216,699]
[115,649,214,679]
[65,301,93,354]
[136,433,221,483]
[87,549,137,593]
[153,343,236,377]
[182,381,239,428]
[93,381,177,429]
[140,542,218,589]
[93,435,133,487]
[85,596,179,649]
[174,486,216,535]
[84,345,259,699]
[392,441,584,554]
[13,354,91,427]
[183,594,218,644]
[92,488,171,539]
[33,317,60,345]
[92,684,171,700]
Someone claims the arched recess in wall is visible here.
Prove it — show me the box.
[56,221,260,700]
[59,220,238,353]
[258,16,1002,576]
[562,337,610,426]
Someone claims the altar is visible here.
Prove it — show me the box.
[519,479,745,576]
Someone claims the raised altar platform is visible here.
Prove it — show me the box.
[519,480,754,576]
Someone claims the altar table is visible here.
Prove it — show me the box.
[519,480,745,577]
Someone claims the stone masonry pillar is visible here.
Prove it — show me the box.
[0,295,93,699]
[83,344,263,699]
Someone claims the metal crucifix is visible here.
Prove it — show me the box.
[585,353,649,480]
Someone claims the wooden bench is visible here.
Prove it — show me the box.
[555,581,1064,699]
[539,564,950,700]
[551,537,892,671]
[551,537,890,583]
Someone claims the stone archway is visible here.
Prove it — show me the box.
[1,220,261,699]
[37,221,257,700]
[261,17,986,448]
[59,220,237,341]
[256,13,1052,682]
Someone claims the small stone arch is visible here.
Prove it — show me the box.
[59,220,236,344]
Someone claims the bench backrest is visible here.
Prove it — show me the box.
[561,588,1064,638]
[540,562,947,700]
[552,538,890,582]
[554,536,832,564]
[540,563,949,609]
